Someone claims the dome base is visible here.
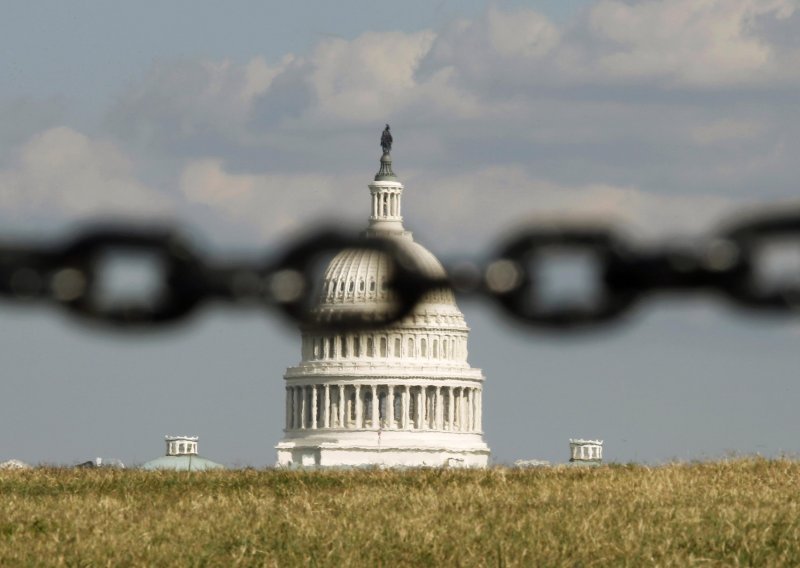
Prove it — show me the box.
[276,431,489,468]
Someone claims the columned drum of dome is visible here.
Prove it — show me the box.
[276,139,490,468]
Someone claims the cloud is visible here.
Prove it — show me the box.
[579,0,797,87]
[106,55,293,155]
[177,159,750,254]
[404,165,747,251]
[179,159,363,241]
[14,2,799,247]
[0,127,171,224]
[423,1,799,91]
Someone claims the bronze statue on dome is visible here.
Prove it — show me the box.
[380,124,393,154]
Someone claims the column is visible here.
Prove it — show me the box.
[355,385,363,428]
[300,386,307,429]
[416,387,424,429]
[466,388,473,432]
[285,387,291,430]
[447,387,454,431]
[371,384,379,429]
[387,385,395,429]
[323,384,330,428]
[457,388,464,432]
[311,386,318,429]
[462,389,469,432]
[372,193,377,217]
[435,387,442,430]
[338,384,345,428]
[476,390,482,432]
[402,385,410,429]
[293,387,300,429]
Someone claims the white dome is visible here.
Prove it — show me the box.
[276,147,489,469]
[317,237,458,317]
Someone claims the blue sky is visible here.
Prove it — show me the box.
[1,0,799,467]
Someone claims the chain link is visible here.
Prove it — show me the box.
[0,208,798,332]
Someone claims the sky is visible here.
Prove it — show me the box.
[1,0,800,467]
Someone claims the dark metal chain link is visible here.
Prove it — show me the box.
[0,208,798,332]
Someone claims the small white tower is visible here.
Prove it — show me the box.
[142,435,224,471]
[569,439,603,464]
[165,435,198,456]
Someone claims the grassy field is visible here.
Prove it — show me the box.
[1,458,799,566]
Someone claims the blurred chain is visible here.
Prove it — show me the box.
[0,208,798,332]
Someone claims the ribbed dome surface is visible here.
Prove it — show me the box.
[318,238,456,310]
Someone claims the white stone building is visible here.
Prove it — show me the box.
[569,439,603,464]
[276,144,490,468]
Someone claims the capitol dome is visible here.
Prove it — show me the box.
[276,136,490,468]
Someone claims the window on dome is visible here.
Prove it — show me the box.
[367,337,374,357]
[380,337,387,357]
[179,443,185,453]
[370,281,375,292]
[421,338,427,357]
[341,335,348,358]
[353,335,361,357]
[349,281,354,292]
[394,338,401,357]
[339,280,344,292]
[442,339,448,358]
[328,337,335,358]
[432,339,438,358]
[407,338,414,357]
[359,280,365,291]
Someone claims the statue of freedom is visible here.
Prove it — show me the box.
[380,124,393,154]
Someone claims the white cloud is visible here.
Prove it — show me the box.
[178,159,751,253]
[486,7,560,58]
[406,166,746,250]
[107,55,293,151]
[18,2,798,246]
[179,159,362,240]
[0,127,171,220]
[307,31,436,121]
[423,0,800,90]
[581,0,797,86]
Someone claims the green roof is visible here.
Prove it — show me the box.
[141,455,225,471]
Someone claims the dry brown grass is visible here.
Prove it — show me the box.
[1,458,799,566]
